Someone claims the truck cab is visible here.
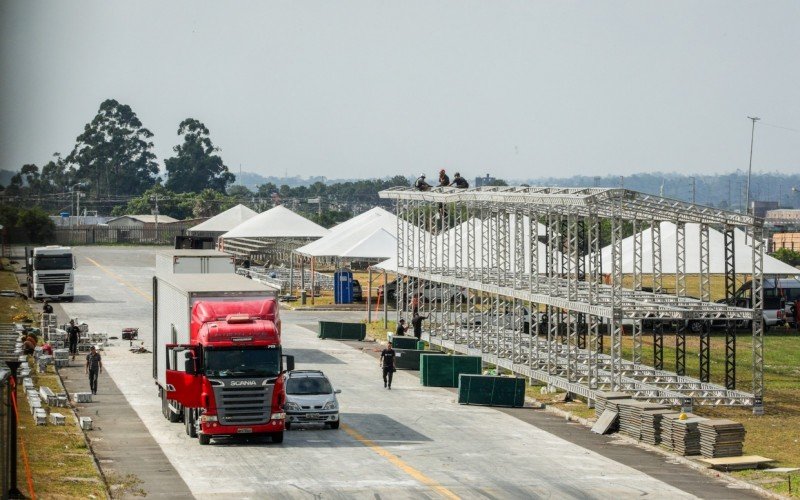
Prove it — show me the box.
[26,246,76,301]
[163,299,293,445]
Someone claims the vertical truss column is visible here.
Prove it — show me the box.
[724,225,737,390]
[440,202,450,276]
[530,210,540,293]
[587,215,600,389]
[576,218,587,350]
[416,200,426,274]
[466,204,475,279]
[565,212,578,382]
[675,221,686,376]
[430,202,438,273]
[610,214,623,391]
[514,208,525,290]
[547,213,560,297]
[632,219,643,363]
[529,300,538,369]
[396,200,407,322]
[651,220,664,370]
[751,226,765,414]
[481,204,491,285]
[497,209,510,287]
[699,223,711,382]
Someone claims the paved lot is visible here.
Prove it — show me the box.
[54,246,760,499]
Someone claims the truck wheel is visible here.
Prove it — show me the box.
[329,421,340,430]
[272,431,284,444]
[185,409,197,437]
[198,434,211,445]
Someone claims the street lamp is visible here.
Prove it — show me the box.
[745,116,760,214]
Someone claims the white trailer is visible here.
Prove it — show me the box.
[155,250,235,277]
[152,273,279,388]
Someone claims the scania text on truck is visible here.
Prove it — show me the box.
[153,273,292,445]
[25,246,76,301]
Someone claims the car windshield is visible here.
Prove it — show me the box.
[34,254,73,270]
[204,348,281,378]
[286,376,332,395]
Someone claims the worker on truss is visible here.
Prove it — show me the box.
[414,174,431,191]
[438,169,450,187]
[450,172,469,189]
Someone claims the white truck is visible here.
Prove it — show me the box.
[155,249,235,277]
[25,246,76,301]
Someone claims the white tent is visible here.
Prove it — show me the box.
[596,221,799,275]
[188,204,258,235]
[340,228,397,259]
[296,208,405,258]
[220,205,329,239]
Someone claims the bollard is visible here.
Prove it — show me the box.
[301,290,307,305]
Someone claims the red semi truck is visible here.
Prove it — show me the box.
[153,274,293,444]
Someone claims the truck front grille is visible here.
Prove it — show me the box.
[212,382,274,426]
[44,284,65,295]
[37,273,71,284]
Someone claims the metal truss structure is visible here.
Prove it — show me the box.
[380,186,765,413]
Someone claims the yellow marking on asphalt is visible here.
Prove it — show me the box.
[85,257,153,303]
[341,423,460,500]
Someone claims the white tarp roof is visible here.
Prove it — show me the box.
[188,204,258,234]
[340,228,397,259]
[220,205,329,239]
[597,221,800,275]
[296,207,404,258]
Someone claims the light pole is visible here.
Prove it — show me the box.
[746,116,760,214]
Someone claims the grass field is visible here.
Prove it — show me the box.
[0,259,108,499]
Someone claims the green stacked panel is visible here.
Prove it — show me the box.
[394,349,445,370]
[457,375,526,407]
[387,334,418,350]
[318,321,366,340]
[420,355,482,387]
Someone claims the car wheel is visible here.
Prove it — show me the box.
[688,321,704,334]
[272,431,284,443]
[329,420,340,430]
[198,433,211,445]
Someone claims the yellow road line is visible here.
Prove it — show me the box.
[85,257,153,303]
[341,423,460,500]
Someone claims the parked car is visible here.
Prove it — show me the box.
[378,279,398,302]
[283,370,341,430]
[419,283,468,303]
[351,279,363,302]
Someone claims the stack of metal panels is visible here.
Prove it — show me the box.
[594,392,631,418]
[617,401,671,441]
[53,348,70,368]
[672,417,706,456]
[641,409,674,445]
[699,419,746,458]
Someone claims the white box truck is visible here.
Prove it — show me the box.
[155,250,235,277]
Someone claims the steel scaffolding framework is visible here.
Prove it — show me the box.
[381,186,765,413]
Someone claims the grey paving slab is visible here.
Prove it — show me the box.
[53,246,764,499]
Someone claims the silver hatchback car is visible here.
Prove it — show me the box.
[283,370,341,430]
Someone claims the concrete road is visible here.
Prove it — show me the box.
[56,246,759,499]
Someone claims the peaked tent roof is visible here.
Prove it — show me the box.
[340,228,397,259]
[220,205,329,239]
[188,204,258,233]
[297,211,407,257]
[596,221,799,275]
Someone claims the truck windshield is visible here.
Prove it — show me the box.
[34,254,73,270]
[204,348,281,378]
[286,377,333,395]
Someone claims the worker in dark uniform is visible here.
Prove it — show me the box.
[450,172,469,189]
[85,346,102,395]
[43,301,54,314]
[67,319,80,361]
[414,174,431,191]
[438,169,450,187]
[380,341,397,389]
[395,319,408,336]
[411,312,428,340]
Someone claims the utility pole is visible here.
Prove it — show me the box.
[746,116,760,214]
[151,194,160,242]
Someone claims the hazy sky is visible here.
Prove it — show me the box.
[1,1,798,181]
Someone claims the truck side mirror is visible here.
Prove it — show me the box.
[184,351,197,375]
[284,355,295,372]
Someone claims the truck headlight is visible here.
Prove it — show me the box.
[284,402,301,411]
[323,401,337,410]
[270,412,286,420]
[199,415,218,423]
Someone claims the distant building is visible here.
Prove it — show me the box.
[50,215,111,227]
[751,201,779,219]
[474,174,496,188]
[772,232,800,252]
[106,214,179,229]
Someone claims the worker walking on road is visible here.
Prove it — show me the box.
[86,346,102,395]
[67,319,80,361]
[380,342,396,389]
[411,312,427,340]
